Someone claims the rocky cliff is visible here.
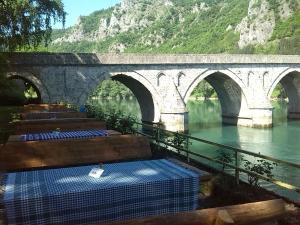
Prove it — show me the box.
[50,0,300,54]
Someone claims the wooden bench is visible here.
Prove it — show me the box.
[93,199,286,225]
[12,118,106,134]
[0,135,152,172]
[23,104,75,112]
[20,111,87,120]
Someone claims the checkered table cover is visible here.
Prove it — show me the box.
[2,159,199,225]
[21,129,108,141]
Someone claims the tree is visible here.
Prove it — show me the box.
[0,0,66,51]
[0,0,65,105]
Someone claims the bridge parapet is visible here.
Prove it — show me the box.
[1,52,300,65]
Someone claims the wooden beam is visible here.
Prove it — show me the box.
[92,199,285,225]
[0,135,152,171]
[23,104,75,112]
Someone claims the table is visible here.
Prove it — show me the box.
[3,159,199,225]
[21,129,108,141]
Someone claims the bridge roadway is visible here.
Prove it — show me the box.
[2,53,300,131]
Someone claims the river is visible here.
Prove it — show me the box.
[92,98,300,202]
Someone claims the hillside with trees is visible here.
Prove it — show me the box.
[47,0,299,99]
[49,0,300,55]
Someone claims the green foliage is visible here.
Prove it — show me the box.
[80,7,114,33]
[85,104,137,134]
[278,36,300,54]
[0,0,65,51]
[271,83,287,99]
[271,10,300,40]
[90,78,217,104]
[89,80,134,100]
[243,157,277,187]
[49,40,96,53]
[216,149,234,171]
[289,0,299,9]
[235,45,256,54]
[266,0,281,16]
[191,80,217,99]
[166,132,189,154]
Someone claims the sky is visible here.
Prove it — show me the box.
[53,0,120,29]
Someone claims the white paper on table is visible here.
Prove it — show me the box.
[88,167,104,178]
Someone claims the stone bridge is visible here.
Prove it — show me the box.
[2,53,300,131]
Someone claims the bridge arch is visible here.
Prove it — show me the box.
[184,69,250,125]
[6,72,50,103]
[109,72,161,123]
[268,68,300,119]
[267,68,300,98]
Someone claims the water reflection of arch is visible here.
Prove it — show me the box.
[267,68,300,118]
[109,72,161,123]
[184,70,250,125]
[6,72,50,103]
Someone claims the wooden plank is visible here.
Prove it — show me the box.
[12,118,106,134]
[0,135,152,171]
[92,199,285,225]
[106,130,122,136]
[23,104,75,112]
[20,111,87,120]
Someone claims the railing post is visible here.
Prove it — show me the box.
[156,125,161,152]
[235,151,240,186]
[186,136,190,163]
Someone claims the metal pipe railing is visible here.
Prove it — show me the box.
[86,108,300,196]
[134,121,300,194]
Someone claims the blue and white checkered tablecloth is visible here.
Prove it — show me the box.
[2,159,199,225]
[21,129,108,141]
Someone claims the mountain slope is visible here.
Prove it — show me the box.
[49,0,300,54]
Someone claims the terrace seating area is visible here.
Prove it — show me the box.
[0,104,288,225]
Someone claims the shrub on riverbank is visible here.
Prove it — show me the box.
[86,104,137,134]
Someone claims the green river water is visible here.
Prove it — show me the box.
[93,98,300,202]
